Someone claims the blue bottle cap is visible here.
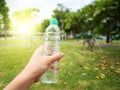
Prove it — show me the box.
[50,18,58,25]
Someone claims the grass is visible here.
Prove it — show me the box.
[0,39,120,90]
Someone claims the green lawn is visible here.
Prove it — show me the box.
[0,39,120,90]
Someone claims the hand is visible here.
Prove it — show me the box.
[24,45,64,82]
[4,45,64,90]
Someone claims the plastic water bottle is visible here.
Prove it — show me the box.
[41,18,60,84]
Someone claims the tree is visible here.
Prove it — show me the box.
[0,0,10,37]
[80,4,95,33]
[93,0,120,43]
[35,19,49,32]
[12,8,39,34]
[65,10,82,37]
[52,0,120,42]
[52,4,70,30]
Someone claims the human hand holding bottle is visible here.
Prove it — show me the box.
[4,45,64,90]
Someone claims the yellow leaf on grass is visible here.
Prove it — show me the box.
[81,73,86,76]
[101,66,106,70]
[63,82,67,85]
[110,66,114,69]
[83,66,89,70]
[115,68,120,74]
[100,74,105,78]
[94,67,99,70]
[96,76,99,79]
[96,74,105,79]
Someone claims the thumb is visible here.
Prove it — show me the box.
[48,52,64,64]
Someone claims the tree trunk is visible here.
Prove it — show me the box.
[106,26,112,44]
[106,29,110,44]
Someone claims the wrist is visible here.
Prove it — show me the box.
[4,68,35,90]
[21,66,36,82]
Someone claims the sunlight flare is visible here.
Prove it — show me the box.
[17,23,31,35]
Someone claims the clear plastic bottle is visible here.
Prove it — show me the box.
[41,18,60,84]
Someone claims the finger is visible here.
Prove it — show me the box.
[48,52,64,63]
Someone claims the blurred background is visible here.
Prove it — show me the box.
[0,0,119,42]
[0,0,120,90]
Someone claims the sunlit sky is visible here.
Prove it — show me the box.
[6,0,94,22]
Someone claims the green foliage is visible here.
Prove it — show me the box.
[65,10,83,34]
[0,0,10,30]
[52,1,120,43]
[52,4,70,30]
[12,8,39,22]
[39,19,49,32]
[92,0,120,43]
